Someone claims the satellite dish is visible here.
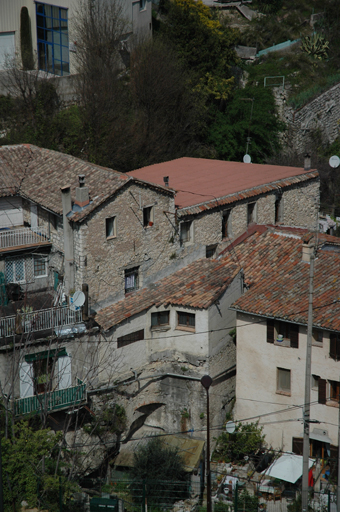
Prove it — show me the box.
[243,154,251,164]
[226,420,236,434]
[72,290,86,308]
[329,155,340,168]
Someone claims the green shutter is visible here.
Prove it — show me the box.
[25,347,67,363]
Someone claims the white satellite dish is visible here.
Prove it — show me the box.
[72,290,86,308]
[226,420,236,434]
[243,154,251,164]
[329,155,340,168]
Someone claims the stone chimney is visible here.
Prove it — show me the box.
[302,234,314,263]
[304,153,311,171]
[61,185,74,295]
[75,175,90,207]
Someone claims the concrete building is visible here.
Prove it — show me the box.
[0,0,152,73]
[224,226,340,456]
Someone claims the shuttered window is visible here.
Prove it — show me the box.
[318,378,327,404]
[267,319,274,343]
[290,324,299,349]
[330,333,340,361]
[117,329,144,349]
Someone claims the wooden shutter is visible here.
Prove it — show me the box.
[330,333,337,360]
[318,379,327,404]
[292,437,303,455]
[290,324,299,349]
[267,319,275,343]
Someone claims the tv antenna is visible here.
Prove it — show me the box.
[240,97,255,162]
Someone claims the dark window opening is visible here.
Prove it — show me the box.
[151,311,170,327]
[330,333,340,361]
[143,206,154,227]
[117,329,144,348]
[177,311,195,329]
[206,245,217,258]
[125,267,139,294]
[275,195,283,223]
[330,380,340,403]
[247,202,256,225]
[313,328,323,345]
[222,210,231,238]
[33,357,54,394]
[180,221,192,243]
[106,217,116,238]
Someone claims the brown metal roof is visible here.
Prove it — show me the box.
[127,157,319,212]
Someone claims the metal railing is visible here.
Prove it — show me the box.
[0,226,50,249]
[0,307,83,338]
[15,382,87,415]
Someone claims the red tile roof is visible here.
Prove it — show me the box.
[223,227,340,331]
[95,259,239,331]
[0,145,173,222]
[127,158,319,212]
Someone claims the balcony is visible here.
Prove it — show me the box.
[0,226,51,253]
[0,306,83,338]
[14,381,87,416]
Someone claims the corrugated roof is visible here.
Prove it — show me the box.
[127,157,319,211]
[0,145,174,222]
[95,259,239,331]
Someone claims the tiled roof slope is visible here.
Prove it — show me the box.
[225,227,340,332]
[0,145,173,222]
[96,259,239,331]
[127,157,319,212]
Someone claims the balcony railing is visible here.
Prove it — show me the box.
[0,307,83,338]
[0,226,50,250]
[14,382,87,416]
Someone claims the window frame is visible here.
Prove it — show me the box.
[267,319,299,349]
[222,209,232,239]
[312,328,323,347]
[275,194,283,223]
[106,216,117,239]
[139,0,146,10]
[33,255,48,278]
[330,332,340,361]
[247,202,256,226]
[5,257,26,284]
[277,367,291,395]
[206,244,217,258]
[143,206,154,228]
[180,220,193,244]
[124,267,139,294]
[151,311,170,329]
[117,329,144,348]
[329,380,340,404]
[177,311,195,332]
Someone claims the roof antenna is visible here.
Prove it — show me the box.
[240,97,255,163]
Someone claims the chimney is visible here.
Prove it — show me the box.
[75,175,90,207]
[301,234,314,263]
[61,185,74,295]
[304,153,311,171]
[163,176,169,187]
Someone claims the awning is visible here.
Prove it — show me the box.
[262,453,313,484]
[299,429,333,445]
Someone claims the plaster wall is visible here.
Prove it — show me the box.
[234,312,340,451]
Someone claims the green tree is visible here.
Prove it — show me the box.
[131,437,189,505]
[160,0,239,79]
[213,420,265,463]
[207,86,284,163]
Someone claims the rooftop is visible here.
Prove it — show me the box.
[225,226,340,331]
[0,145,173,222]
[127,157,319,212]
[95,258,239,331]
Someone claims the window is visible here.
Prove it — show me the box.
[106,216,116,238]
[49,212,58,230]
[330,332,340,361]
[275,195,283,223]
[180,221,192,244]
[5,257,25,283]
[33,356,54,394]
[277,368,291,394]
[140,0,146,9]
[313,328,323,346]
[330,380,340,403]
[222,210,231,238]
[247,202,256,225]
[36,3,69,76]
[143,206,154,228]
[34,256,47,277]
[177,311,195,330]
[206,245,217,258]
[318,378,327,404]
[266,319,299,348]
[117,329,144,348]
[125,267,139,293]
[151,311,170,328]
[311,374,319,390]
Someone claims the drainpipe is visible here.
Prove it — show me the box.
[61,186,74,296]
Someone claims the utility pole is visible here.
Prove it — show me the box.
[302,243,315,512]
[337,374,340,510]
[201,375,213,512]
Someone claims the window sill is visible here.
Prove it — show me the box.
[326,400,339,408]
[106,235,117,241]
[34,274,48,279]
[151,325,171,332]
[176,325,195,333]
[276,390,291,397]
[312,342,323,347]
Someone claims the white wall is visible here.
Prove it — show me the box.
[235,312,340,451]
